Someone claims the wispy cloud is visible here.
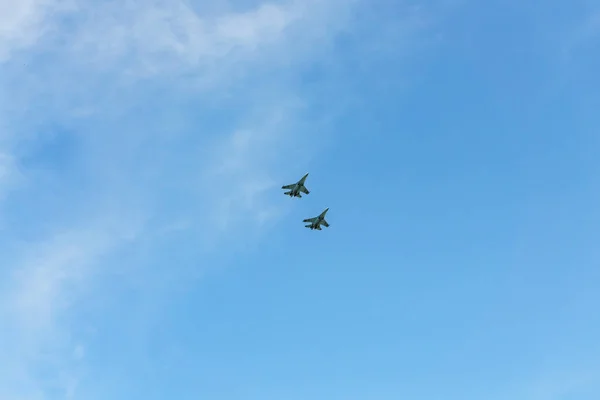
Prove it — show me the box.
[0,0,434,398]
[0,223,134,400]
[0,0,70,62]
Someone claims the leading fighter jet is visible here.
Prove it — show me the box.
[303,208,330,230]
[281,173,310,198]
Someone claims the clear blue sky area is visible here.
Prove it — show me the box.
[1,0,599,399]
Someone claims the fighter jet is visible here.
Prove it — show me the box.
[281,173,310,198]
[303,208,330,230]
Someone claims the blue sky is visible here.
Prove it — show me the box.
[1,0,599,399]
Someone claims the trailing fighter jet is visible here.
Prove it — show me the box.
[281,173,310,198]
[303,208,330,230]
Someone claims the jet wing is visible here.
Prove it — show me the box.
[299,186,309,194]
[303,217,317,223]
[282,184,295,189]
[321,219,329,227]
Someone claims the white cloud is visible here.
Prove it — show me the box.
[7,225,138,331]
[0,0,64,61]
[65,0,304,76]
[0,216,142,399]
